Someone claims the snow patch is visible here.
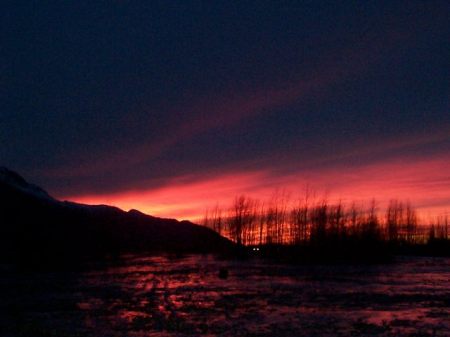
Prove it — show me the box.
[0,167,53,201]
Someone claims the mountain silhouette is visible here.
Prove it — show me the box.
[0,167,233,265]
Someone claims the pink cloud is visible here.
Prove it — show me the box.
[68,155,450,221]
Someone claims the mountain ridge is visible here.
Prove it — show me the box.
[0,167,233,265]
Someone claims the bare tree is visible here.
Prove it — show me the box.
[363,199,380,241]
[258,202,266,246]
[386,200,401,242]
[211,203,223,236]
[310,200,328,244]
[228,195,257,246]
[405,202,417,243]
[202,192,438,249]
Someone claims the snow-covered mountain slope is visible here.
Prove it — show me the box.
[0,167,53,201]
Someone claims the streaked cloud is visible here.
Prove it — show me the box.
[69,155,450,220]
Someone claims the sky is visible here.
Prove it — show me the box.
[2,1,449,220]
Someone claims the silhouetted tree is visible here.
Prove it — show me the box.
[405,202,417,243]
[211,204,223,236]
[201,192,446,250]
[310,201,328,245]
[258,202,266,246]
[386,200,401,242]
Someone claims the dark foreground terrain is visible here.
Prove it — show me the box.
[1,254,449,337]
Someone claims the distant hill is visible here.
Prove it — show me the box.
[0,167,233,265]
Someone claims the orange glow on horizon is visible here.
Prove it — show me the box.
[66,157,450,222]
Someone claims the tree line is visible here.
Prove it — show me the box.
[202,194,449,247]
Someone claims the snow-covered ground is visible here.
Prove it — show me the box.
[1,255,449,336]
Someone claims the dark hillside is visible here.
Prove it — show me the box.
[0,167,233,265]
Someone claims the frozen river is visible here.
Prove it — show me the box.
[1,254,449,336]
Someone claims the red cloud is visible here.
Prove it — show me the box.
[68,155,450,221]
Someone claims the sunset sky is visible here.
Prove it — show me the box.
[2,1,449,220]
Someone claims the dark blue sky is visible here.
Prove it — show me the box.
[1,1,449,217]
